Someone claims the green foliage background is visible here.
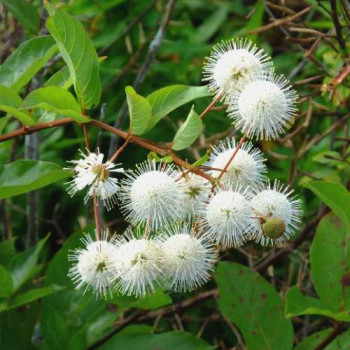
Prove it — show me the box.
[0,0,349,349]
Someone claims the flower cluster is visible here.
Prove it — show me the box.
[67,38,303,298]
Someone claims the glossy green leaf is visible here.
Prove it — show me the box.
[46,10,101,109]
[0,160,72,199]
[172,106,202,151]
[5,285,64,311]
[146,85,211,130]
[285,286,350,322]
[0,36,57,92]
[0,265,13,298]
[310,213,350,312]
[2,0,40,35]
[98,331,214,350]
[217,262,294,350]
[294,329,332,350]
[304,181,350,226]
[0,86,35,125]
[125,86,152,135]
[23,86,88,123]
[9,234,49,291]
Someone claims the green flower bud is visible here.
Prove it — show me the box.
[262,217,286,239]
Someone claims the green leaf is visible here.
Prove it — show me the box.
[285,286,350,322]
[0,86,35,125]
[44,66,73,89]
[294,329,332,350]
[304,181,350,227]
[98,331,214,350]
[0,265,13,298]
[23,86,88,123]
[2,0,39,35]
[217,262,294,350]
[172,106,202,151]
[192,4,229,43]
[6,285,64,310]
[9,234,49,291]
[326,331,350,349]
[0,160,72,199]
[0,238,16,267]
[46,10,101,109]
[146,85,211,130]
[0,36,57,92]
[310,213,350,312]
[125,86,152,135]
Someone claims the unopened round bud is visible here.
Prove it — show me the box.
[262,217,286,239]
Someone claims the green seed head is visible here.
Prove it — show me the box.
[262,217,286,239]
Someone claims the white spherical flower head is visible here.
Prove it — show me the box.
[203,38,272,99]
[112,235,163,297]
[206,137,266,187]
[119,161,183,229]
[68,231,117,298]
[250,181,302,246]
[229,73,298,140]
[66,149,124,210]
[202,187,255,247]
[179,173,211,218]
[160,226,217,292]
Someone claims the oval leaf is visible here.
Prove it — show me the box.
[46,10,101,109]
[125,86,152,135]
[0,86,35,126]
[172,106,202,151]
[23,86,88,123]
[217,262,294,350]
[0,36,57,92]
[0,160,72,199]
[294,329,332,350]
[146,85,211,130]
[310,213,350,312]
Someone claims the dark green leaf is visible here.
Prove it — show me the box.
[0,238,16,267]
[172,106,202,151]
[217,262,294,350]
[6,285,64,310]
[192,4,229,43]
[294,329,332,350]
[0,36,57,92]
[304,181,350,226]
[310,213,350,312]
[125,86,152,135]
[46,10,101,109]
[9,234,49,291]
[0,265,13,298]
[23,86,88,123]
[0,160,72,199]
[2,0,40,35]
[98,331,214,350]
[0,86,35,125]
[146,85,211,130]
[285,286,350,322]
